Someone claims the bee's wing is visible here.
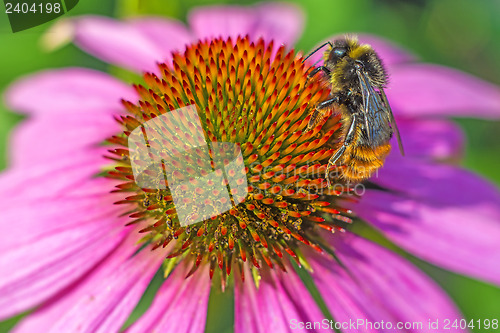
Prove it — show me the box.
[357,70,404,155]
[380,88,404,156]
[358,71,373,143]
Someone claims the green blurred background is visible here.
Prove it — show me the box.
[0,0,499,332]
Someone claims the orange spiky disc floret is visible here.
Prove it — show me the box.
[106,36,353,284]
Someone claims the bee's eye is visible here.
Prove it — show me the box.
[333,47,347,57]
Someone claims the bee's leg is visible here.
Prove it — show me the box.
[306,66,331,85]
[325,113,359,186]
[324,145,346,187]
[307,66,331,79]
[307,95,340,130]
[316,95,339,110]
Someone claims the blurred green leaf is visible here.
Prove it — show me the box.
[115,0,260,21]
[456,118,500,186]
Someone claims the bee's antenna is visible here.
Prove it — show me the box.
[302,41,332,63]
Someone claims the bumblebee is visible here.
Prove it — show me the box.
[304,36,404,184]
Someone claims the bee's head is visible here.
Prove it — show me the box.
[324,38,350,66]
[325,36,388,89]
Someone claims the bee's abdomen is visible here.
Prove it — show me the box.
[340,143,391,182]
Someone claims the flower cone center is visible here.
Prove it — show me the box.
[107,36,353,283]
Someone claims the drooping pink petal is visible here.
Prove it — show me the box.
[234,266,264,333]
[0,174,129,319]
[4,68,129,168]
[128,17,193,64]
[0,150,111,208]
[0,156,127,318]
[0,175,124,250]
[4,68,136,115]
[303,34,415,69]
[126,264,210,333]
[189,2,304,46]
[8,114,119,168]
[13,233,166,333]
[387,64,500,118]
[0,225,128,320]
[72,16,168,73]
[357,160,500,286]
[386,118,464,162]
[235,265,331,333]
[309,233,467,333]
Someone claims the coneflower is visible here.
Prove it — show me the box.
[1,3,500,332]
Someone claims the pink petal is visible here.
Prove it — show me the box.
[189,6,254,40]
[0,175,129,319]
[357,160,500,286]
[0,225,128,320]
[309,233,468,333]
[387,64,500,118]
[9,114,119,168]
[126,264,210,333]
[0,157,127,318]
[4,68,136,115]
[73,16,169,73]
[189,2,304,46]
[303,34,415,68]
[0,175,124,251]
[13,233,165,333]
[386,118,464,162]
[251,3,304,46]
[128,17,193,64]
[235,264,330,333]
[0,147,111,207]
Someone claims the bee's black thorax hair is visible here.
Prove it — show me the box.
[352,48,387,88]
